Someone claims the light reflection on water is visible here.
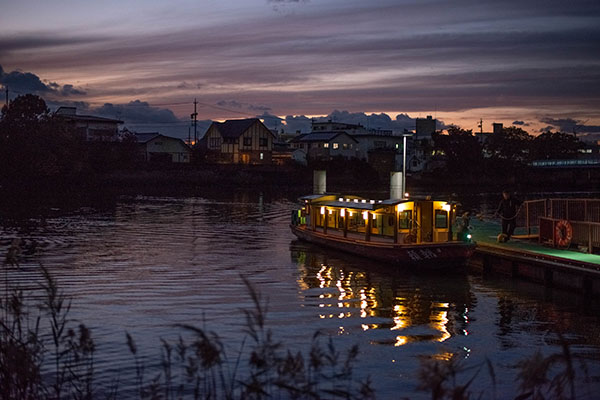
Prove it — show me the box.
[293,249,470,349]
[0,193,599,398]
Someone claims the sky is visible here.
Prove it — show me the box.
[1,0,600,140]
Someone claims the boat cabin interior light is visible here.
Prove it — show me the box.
[297,195,458,244]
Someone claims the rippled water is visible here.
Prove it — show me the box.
[1,192,599,398]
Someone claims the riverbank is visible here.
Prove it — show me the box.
[1,163,597,204]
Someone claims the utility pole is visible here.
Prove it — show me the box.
[193,98,198,144]
[478,118,483,134]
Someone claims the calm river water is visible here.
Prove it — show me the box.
[1,191,599,398]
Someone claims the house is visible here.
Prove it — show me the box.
[308,119,403,165]
[203,118,275,164]
[54,106,123,141]
[351,131,403,162]
[135,132,191,163]
[290,132,358,160]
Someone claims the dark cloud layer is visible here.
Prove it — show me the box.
[0,64,86,98]
[260,110,433,134]
[539,117,600,134]
[216,100,271,112]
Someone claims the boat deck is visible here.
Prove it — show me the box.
[298,225,466,247]
[470,219,600,270]
[303,226,397,245]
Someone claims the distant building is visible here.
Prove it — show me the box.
[577,141,600,159]
[307,120,403,167]
[311,121,367,134]
[290,132,358,160]
[351,131,402,163]
[135,132,191,163]
[493,122,503,135]
[272,138,293,165]
[475,122,502,144]
[415,116,436,140]
[54,106,122,141]
[203,118,275,164]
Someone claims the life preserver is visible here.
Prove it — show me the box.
[554,220,573,247]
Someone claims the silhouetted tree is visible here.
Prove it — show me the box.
[530,131,581,160]
[0,94,87,180]
[0,95,142,184]
[485,126,532,165]
[432,126,483,175]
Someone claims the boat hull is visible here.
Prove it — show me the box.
[291,225,475,268]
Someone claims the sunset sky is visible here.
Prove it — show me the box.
[1,0,599,139]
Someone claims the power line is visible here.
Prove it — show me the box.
[195,101,257,117]
[123,122,192,126]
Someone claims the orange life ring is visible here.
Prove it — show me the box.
[554,220,573,247]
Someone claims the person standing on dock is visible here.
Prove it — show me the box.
[496,190,521,241]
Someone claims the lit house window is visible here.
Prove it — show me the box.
[395,143,400,149]
[333,143,339,149]
[343,143,348,149]
[260,152,264,160]
[323,143,329,148]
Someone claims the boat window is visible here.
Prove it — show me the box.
[399,210,412,229]
[435,210,448,229]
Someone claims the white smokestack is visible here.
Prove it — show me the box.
[390,171,403,199]
[313,170,326,194]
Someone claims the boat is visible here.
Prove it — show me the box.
[290,172,475,267]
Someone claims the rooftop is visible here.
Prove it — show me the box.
[291,132,358,143]
[54,106,123,124]
[213,118,264,138]
[134,132,161,143]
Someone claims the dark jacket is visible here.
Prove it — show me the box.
[496,197,521,219]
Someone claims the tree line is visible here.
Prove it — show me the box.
[0,94,140,183]
[429,125,584,178]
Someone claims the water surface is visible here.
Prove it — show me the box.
[1,192,599,398]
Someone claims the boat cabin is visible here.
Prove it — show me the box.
[294,194,458,244]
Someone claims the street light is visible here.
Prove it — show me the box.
[402,133,412,198]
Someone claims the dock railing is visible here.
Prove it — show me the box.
[539,217,600,253]
[549,199,600,223]
[516,199,547,235]
[516,198,600,253]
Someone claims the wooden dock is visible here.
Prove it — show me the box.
[469,220,600,299]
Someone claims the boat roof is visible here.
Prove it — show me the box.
[302,195,458,210]
[299,193,340,201]
[322,198,411,210]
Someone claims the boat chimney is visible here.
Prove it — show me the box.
[390,171,403,199]
[313,170,326,194]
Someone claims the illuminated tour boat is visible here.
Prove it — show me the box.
[290,171,476,267]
